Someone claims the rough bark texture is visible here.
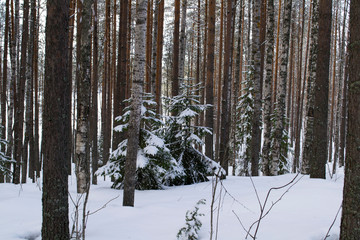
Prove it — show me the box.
[215,0,224,161]
[13,0,29,184]
[302,0,319,174]
[155,0,164,114]
[179,0,187,82]
[114,0,128,150]
[310,0,332,179]
[219,0,235,175]
[41,0,70,238]
[1,0,10,182]
[271,0,292,175]
[340,0,360,237]
[123,0,147,207]
[91,0,99,185]
[172,0,180,98]
[75,0,92,193]
[250,0,262,176]
[262,0,275,176]
[205,0,215,160]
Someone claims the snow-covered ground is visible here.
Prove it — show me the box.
[0,170,344,240]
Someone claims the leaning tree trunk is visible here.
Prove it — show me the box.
[123,0,148,207]
[340,0,360,237]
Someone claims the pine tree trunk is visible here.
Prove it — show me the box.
[205,0,215,160]
[155,0,164,114]
[75,0,92,193]
[34,2,40,179]
[340,0,360,237]
[262,0,275,176]
[179,0,187,82]
[219,0,235,175]
[150,0,158,96]
[302,0,319,174]
[172,0,180,98]
[215,0,224,161]
[123,0,148,207]
[91,0,99,185]
[145,0,153,93]
[41,0,70,238]
[114,0,129,149]
[250,0,262,176]
[1,0,10,183]
[13,0,29,184]
[67,0,75,174]
[310,0,332,179]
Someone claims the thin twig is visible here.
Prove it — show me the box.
[246,173,302,239]
[87,195,120,216]
[323,204,342,240]
[232,210,255,239]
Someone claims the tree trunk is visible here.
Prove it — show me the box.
[91,0,99,185]
[123,0,147,207]
[1,0,10,183]
[41,0,70,238]
[340,0,360,237]
[271,0,292,175]
[179,0,188,82]
[155,0,164,114]
[205,0,215,160]
[75,0,92,193]
[13,0,29,184]
[302,0,319,174]
[262,0,275,176]
[145,0,153,93]
[215,0,224,161]
[250,0,262,176]
[172,0,180,98]
[310,0,332,179]
[219,0,235,175]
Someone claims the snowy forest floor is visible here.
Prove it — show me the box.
[0,169,344,240]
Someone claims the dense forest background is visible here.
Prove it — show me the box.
[0,0,359,239]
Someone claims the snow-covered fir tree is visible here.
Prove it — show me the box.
[97,94,180,190]
[0,127,13,179]
[235,78,254,176]
[164,82,222,185]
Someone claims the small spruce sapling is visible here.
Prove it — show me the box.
[97,94,179,190]
[0,127,14,178]
[235,77,254,176]
[164,82,223,185]
[177,199,206,240]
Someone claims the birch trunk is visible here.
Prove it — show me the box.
[262,0,275,176]
[75,0,92,193]
[271,0,292,175]
[250,0,262,176]
[123,0,147,207]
